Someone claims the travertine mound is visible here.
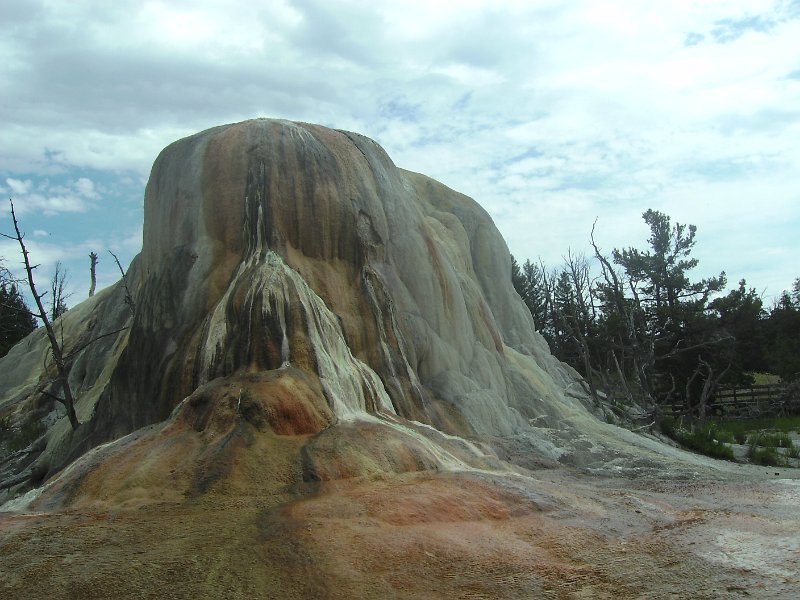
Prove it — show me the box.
[3,120,797,600]
[1,120,659,504]
[129,119,582,434]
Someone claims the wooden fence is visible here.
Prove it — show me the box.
[710,384,791,418]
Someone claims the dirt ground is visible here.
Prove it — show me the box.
[2,465,798,600]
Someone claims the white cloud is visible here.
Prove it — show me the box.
[73,177,99,198]
[7,190,88,216]
[5,178,32,195]
[0,0,798,301]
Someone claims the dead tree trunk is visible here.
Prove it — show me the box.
[695,356,731,427]
[88,251,98,297]
[3,200,80,430]
[109,250,135,316]
[49,261,69,321]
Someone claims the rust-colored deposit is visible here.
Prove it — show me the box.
[2,457,799,599]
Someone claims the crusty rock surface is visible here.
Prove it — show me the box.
[1,119,798,599]
[2,119,771,498]
[1,118,595,495]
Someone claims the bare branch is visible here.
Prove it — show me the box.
[64,326,129,362]
[39,388,67,406]
[6,199,80,430]
[88,251,98,297]
[109,250,135,315]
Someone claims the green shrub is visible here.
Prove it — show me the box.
[749,444,782,466]
[663,421,735,461]
[751,431,794,449]
[746,432,789,466]
[659,416,678,438]
[4,416,46,453]
[711,426,735,444]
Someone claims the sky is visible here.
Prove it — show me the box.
[1,0,799,311]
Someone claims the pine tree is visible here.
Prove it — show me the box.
[0,282,37,358]
[765,287,800,381]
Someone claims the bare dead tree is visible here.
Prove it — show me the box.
[50,261,70,321]
[2,200,80,430]
[590,222,657,410]
[560,250,602,404]
[88,251,98,297]
[109,250,135,316]
[688,355,731,426]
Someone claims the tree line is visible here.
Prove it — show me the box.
[512,209,800,423]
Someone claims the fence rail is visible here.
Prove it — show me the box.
[711,384,790,418]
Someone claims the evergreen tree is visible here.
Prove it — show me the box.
[510,254,526,301]
[765,288,800,381]
[709,279,766,383]
[552,270,578,363]
[514,211,794,417]
[0,282,37,358]
[521,259,549,332]
[597,210,728,416]
[612,209,726,327]
[511,255,551,341]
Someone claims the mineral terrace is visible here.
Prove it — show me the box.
[1,119,797,599]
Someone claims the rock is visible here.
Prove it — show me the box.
[0,119,708,506]
[1,119,796,600]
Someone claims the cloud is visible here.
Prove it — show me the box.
[73,177,99,199]
[684,32,705,46]
[0,0,798,303]
[711,15,775,43]
[5,178,32,195]
[2,176,116,220]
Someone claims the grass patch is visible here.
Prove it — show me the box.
[745,431,796,466]
[660,414,799,466]
[759,431,794,449]
[712,428,735,444]
[749,445,782,466]
[680,428,735,460]
[750,372,783,385]
[708,416,800,437]
[659,417,735,461]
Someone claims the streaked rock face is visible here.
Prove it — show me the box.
[130,119,582,434]
[1,119,594,502]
